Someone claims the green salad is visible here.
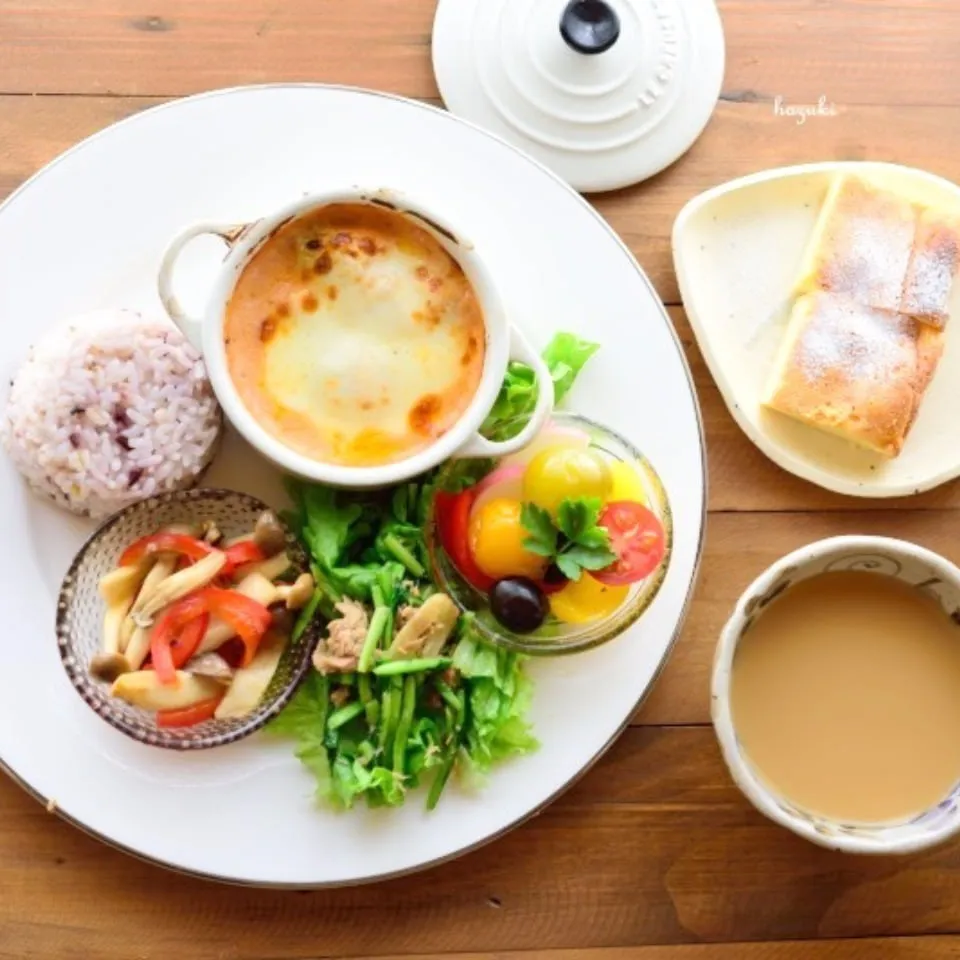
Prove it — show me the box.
[269,332,599,810]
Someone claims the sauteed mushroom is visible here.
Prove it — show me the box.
[252,510,286,557]
[95,512,311,728]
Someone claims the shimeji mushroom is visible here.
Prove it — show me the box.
[89,652,132,684]
[252,511,287,557]
[131,551,227,626]
[186,652,234,682]
[98,561,151,656]
[233,551,292,583]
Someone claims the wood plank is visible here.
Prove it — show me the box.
[2,1,960,104]
[637,509,960,725]
[372,942,960,960]
[3,727,960,957]
[6,97,960,310]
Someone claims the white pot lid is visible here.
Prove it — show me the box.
[432,0,726,194]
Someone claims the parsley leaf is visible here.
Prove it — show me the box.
[563,544,617,571]
[521,503,558,557]
[556,497,601,541]
[520,497,617,581]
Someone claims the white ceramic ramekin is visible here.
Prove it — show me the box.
[157,186,553,488]
[712,534,960,854]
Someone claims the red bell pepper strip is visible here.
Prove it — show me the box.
[156,696,223,728]
[150,594,210,684]
[150,588,272,681]
[120,532,214,568]
[171,613,209,666]
[200,587,272,665]
[222,540,265,573]
[434,489,495,593]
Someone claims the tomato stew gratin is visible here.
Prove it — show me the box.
[224,203,486,468]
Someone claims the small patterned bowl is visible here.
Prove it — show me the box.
[425,412,673,656]
[712,535,960,854]
[56,488,321,750]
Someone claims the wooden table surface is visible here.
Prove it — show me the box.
[3,1,960,957]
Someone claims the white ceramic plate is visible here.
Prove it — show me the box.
[673,161,960,498]
[0,85,705,886]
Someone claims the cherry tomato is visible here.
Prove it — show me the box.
[502,423,590,468]
[522,446,612,516]
[607,461,648,505]
[593,501,666,585]
[549,573,629,624]
[434,490,495,592]
[468,497,547,582]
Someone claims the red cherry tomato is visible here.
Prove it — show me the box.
[434,490,495,592]
[592,501,666,585]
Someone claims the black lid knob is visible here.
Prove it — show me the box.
[560,0,621,56]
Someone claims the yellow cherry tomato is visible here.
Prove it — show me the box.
[608,461,648,506]
[522,446,612,516]
[469,498,547,581]
[549,574,629,625]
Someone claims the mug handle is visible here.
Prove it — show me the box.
[457,326,555,459]
[157,222,246,350]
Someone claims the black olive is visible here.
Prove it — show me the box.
[490,577,548,634]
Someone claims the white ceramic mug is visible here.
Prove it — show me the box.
[157,187,554,488]
[712,535,960,855]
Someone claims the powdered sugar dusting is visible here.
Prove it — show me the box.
[902,213,960,323]
[1,309,222,518]
[796,294,911,383]
[817,178,916,312]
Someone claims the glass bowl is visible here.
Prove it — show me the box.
[425,412,673,655]
[56,488,321,750]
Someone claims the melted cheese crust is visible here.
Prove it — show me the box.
[225,204,485,466]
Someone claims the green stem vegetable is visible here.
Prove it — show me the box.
[357,607,391,673]
[373,657,451,677]
[382,533,425,578]
[426,750,458,811]
[435,680,464,719]
[378,679,402,756]
[292,585,324,642]
[327,700,365,732]
[358,674,378,726]
[381,609,395,651]
[392,675,418,773]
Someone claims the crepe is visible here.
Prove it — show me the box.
[794,175,917,314]
[901,209,960,328]
[763,291,944,458]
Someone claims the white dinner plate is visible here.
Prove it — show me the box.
[673,161,960,498]
[0,85,705,886]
